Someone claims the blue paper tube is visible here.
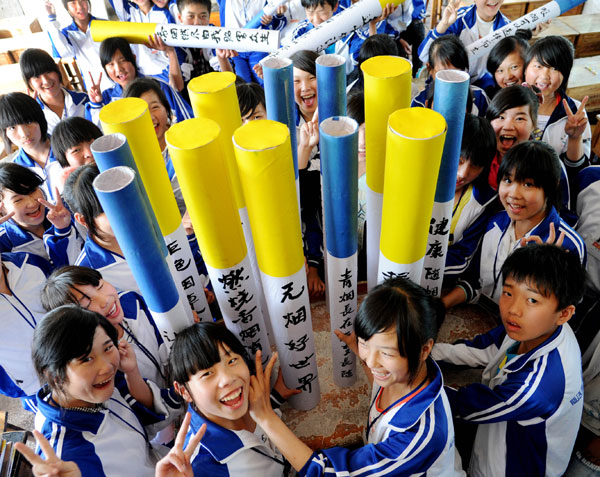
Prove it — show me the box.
[316,54,347,124]
[320,116,358,387]
[421,70,469,296]
[93,166,191,341]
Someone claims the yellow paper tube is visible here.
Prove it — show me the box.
[91,20,157,44]
[166,118,246,269]
[380,107,447,265]
[99,98,181,236]
[188,72,245,209]
[233,120,303,278]
[361,56,412,195]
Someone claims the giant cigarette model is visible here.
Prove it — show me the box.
[265,0,404,60]
[244,0,289,29]
[99,98,211,322]
[466,0,585,60]
[233,119,320,410]
[166,118,272,362]
[316,54,347,123]
[93,166,191,343]
[378,108,447,284]
[320,116,358,387]
[188,72,274,343]
[90,20,280,53]
[361,56,412,290]
[421,70,470,296]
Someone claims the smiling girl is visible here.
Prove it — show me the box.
[486,31,530,93]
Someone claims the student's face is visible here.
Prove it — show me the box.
[105,50,136,89]
[358,328,412,392]
[178,4,210,25]
[241,103,267,124]
[490,105,534,157]
[455,157,484,193]
[5,123,42,151]
[499,276,572,354]
[293,67,317,121]
[305,3,336,26]
[474,0,504,22]
[140,90,170,144]
[498,172,547,226]
[64,139,95,167]
[358,123,366,166]
[0,188,45,230]
[494,51,524,88]
[524,59,563,99]
[152,0,169,8]
[66,0,90,23]
[60,326,119,408]
[69,280,125,329]
[179,344,251,430]
[29,71,63,103]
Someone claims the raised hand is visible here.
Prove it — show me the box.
[146,34,175,55]
[438,0,460,33]
[87,72,103,103]
[155,412,206,477]
[260,13,274,25]
[44,0,56,16]
[273,366,301,400]
[0,211,15,227]
[38,187,71,230]
[564,96,589,139]
[15,430,81,477]
[118,341,138,375]
[334,329,358,357]
[248,350,278,422]
[520,222,566,248]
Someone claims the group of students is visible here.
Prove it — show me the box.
[0,0,600,474]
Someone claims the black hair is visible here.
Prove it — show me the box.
[61,0,91,15]
[497,140,561,212]
[169,323,254,388]
[41,265,103,311]
[461,114,496,186]
[63,163,105,241]
[429,35,469,73]
[123,77,172,123]
[32,304,118,396]
[525,35,574,93]
[346,90,364,125]
[486,33,530,81]
[51,117,103,167]
[501,244,585,310]
[357,34,399,67]
[0,162,44,201]
[19,48,62,92]
[485,84,539,127]
[236,82,266,119]
[176,0,211,13]
[99,37,138,77]
[0,92,48,152]
[291,50,319,77]
[354,276,441,385]
[300,0,337,10]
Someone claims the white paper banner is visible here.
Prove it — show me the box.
[366,186,383,291]
[151,300,192,348]
[378,253,424,285]
[420,200,453,297]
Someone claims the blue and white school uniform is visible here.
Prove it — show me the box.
[36,88,89,135]
[299,360,462,476]
[85,74,193,127]
[456,206,586,303]
[186,405,288,476]
[0,217,83,268]
[162,147,186,216]
[432,324,584,477]
[42,15,113,91]
[411,79,490,117]
[575,166,600,295]
[11,147,61,202]
[0,252,52,406]
[119,290,169,387]
[418,5,509,82]
[35,375,182,477]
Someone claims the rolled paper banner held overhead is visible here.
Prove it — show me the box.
[320,116,359,387]
[422,70,470,296]
[466,0,585,60]
[316,54,347,124]
[361,56,412,290]
[263,57,298,179]
[90,20,280,53]
[93,166,190,343]
[379,108,447,284]
[99,98,211,321]
[244,0,289,29]
[233,119,320,411]
[265,0,405,60]
[166,118,272,361]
